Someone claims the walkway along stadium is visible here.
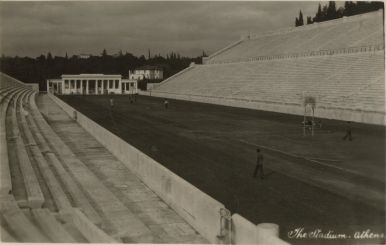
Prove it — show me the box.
[0,9,385,245]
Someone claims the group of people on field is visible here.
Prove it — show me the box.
[253,120,353,180]
[107,97,354,182]
[303,118,353,141]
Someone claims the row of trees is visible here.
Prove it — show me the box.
[295,1,384,27]
[0,50,205,91]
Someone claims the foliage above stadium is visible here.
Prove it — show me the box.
[0,50,204,91]
[296,1,384,27]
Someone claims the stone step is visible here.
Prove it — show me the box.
[11,90,44,208]
[69,208,119,243]
[31,208,77,243]
[1,198,50,242]
[28,93,103,226]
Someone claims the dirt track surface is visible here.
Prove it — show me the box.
[59,94,385,244]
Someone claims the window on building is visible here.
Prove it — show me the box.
[70,80,75,89]
[115,80,119,89]
[76,80,81,89]
[103,80,107,89]
[64,80,69,89]
[109,80,113,89]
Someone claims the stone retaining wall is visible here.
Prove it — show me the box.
[147,91,385,125]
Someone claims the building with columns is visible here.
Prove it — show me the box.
[47,74,137,95]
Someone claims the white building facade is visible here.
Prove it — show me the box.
[47,74,137,95]
[129,66,163,80]
[77,54,92,59]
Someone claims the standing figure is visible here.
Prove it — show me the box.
[317,119,322,129]
[253,148,264,180]
[343,121,352,141]
[164,99,169,109]
[110,98,114,109]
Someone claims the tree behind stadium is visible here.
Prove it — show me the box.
[297,1,384,26]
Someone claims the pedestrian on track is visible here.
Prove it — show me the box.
[110,97,114,109]
[342,121,353,141]
[253,148,264,180]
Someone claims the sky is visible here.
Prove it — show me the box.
[0,1,344,58]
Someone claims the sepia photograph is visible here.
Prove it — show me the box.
[0,1,385,244]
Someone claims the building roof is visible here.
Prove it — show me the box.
[61,74,122,79]
[135,65,163,71]
[77,54,92,58]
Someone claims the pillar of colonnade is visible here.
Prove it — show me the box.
[59,78,124,95]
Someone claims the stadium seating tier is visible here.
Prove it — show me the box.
[155,51,385,113]
[206,11,383,63]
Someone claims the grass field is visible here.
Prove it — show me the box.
[58,94,385,244]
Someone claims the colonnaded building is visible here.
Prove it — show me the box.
[47,74,138,95]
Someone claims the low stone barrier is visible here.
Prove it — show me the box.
[232,214,290,245]
[149,91,385,126]
[150,91,303,116]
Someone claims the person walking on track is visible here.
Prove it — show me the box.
[343,121,352,141]
[110,97,114,109]
[253,148,264,180]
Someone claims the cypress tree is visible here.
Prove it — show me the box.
[327,1,337,19]
[46,52,53,62]
[307,16,313,24]
[313,3,323,22]
[299,10,304,26]
[101,49,107,57]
